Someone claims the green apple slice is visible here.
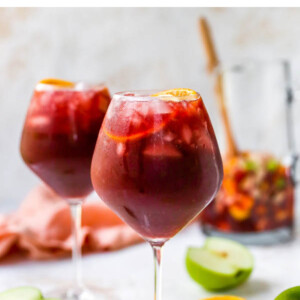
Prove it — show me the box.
[0,287,43,300]
[275,286,300,300]
[186,237,254,291]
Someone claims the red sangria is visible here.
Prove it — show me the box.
[20,78,111,300]
[200,152,294,234]
[91,89,223,300]
[21,79,110,198]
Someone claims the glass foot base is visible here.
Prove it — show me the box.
[47,286,116,300]
[201,224,294,245]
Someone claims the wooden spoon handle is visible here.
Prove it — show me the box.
[199,18,219,73]
[199,18,239,158]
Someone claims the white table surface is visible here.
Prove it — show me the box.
[0,222,299,300]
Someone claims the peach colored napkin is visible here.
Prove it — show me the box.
[0,185,143,261]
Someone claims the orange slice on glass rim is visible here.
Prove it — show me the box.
[152,88,199,101]
[37,78,75,89]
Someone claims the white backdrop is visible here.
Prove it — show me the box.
[1,7,300,206]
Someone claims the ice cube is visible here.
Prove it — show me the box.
[136,102,150,117]
[181,125,192,144]
[143,143,182,158]
[151,101,173,115]
[29,116,50,128]
[196,129,213,150]
[131,114,143,127]
[106,107,113,120]
[163,131,176,142]
[137,101,173,117]
[116,142,126,156]
[35,83,53,91]
[106,100,121,120]
[75,82,90,91]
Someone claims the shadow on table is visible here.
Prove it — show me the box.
[233,279,272,298]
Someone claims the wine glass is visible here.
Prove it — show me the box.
[91,89,223,299]
[20,79,111,300]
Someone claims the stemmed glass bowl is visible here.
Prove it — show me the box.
[91,89,223,300]
[20,79,111,300]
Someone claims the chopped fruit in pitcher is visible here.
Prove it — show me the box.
[200,152,294,233]
[228,194,254,221]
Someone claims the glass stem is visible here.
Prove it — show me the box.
[151,243,164,300]
[69,200,84,291]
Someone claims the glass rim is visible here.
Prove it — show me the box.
[113,90,201,102]
[35,81,107,92]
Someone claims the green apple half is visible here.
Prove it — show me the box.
[275,286,300,300]
[0,287,43,300]
[0,287,60,300]
[186,237,254,291]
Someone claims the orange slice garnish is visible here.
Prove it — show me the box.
[104,100,175,142]
[105,119,169,142]
[202,297,246,300]
[38,78,75,88]
[104,112,173,142]
[152,88,199,100]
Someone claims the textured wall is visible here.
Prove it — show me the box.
[1,7,300,206]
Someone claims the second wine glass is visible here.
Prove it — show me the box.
[20,79,111,300]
